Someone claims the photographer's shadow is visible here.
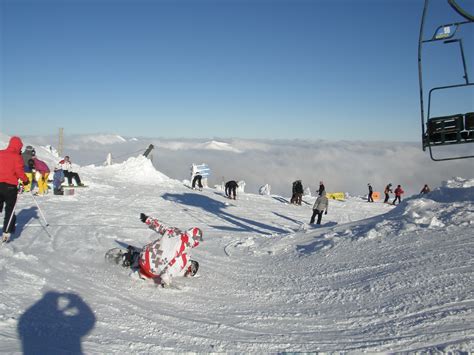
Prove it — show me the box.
[18,291,96,354]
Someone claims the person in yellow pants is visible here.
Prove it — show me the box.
[36,171,50,195]
[32,157,50,195]
[23,172,34,192]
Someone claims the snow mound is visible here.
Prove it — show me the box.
[198,140,242,153]
[442,176,474,189]
[277,178,474,257]
[341,178,474,241]
[427,177,474,202]
[87,155,173,185]
[76,134,127,145]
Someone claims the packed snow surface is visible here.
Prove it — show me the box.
[0,144,473,352]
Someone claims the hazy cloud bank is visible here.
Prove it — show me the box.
[21,134,474,197]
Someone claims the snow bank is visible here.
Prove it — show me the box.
[86,155,174,185]
[335,178,474,242]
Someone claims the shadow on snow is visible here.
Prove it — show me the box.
[18,290,96,354]
[161,192,288,235]
[7,206,38,242]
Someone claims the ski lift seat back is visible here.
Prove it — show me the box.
[465,112,474,130]
[427,114,464,144]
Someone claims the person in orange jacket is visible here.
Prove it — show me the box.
[392,185,404,205]
[0,137,29,242]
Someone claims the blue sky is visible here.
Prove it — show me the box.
[1,0,472,141]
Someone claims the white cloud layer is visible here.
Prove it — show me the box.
[17,134,474,197]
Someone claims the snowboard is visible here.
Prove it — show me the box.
[184,184,202,191]
[105,242,141,269]
[62,185,88,188]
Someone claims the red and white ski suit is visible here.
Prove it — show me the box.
[139,217,202,285]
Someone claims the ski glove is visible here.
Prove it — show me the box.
[140,213,148,223]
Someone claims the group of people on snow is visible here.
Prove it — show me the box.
[22,149,83,196]
[192,172,239,201]
[0,137,85,242]
[289,180,328,225]
[366,183,429,205]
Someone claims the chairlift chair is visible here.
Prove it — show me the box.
[418,0,474,161]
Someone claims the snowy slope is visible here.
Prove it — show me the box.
[0,138,472,353]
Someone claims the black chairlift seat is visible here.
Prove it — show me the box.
[465,112,474,139]
[426,114,464,145]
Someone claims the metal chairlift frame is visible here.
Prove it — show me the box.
[418,0,474,161]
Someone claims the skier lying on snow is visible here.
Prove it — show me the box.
[125,213,203,286]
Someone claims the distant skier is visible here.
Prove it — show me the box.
[367,183,374,202]
[392,185,404,205]
[58,156,84,186]
[134,213,203,286]
[310,193,329,225]
[191,173,203,190]
[290,180,304,205]
[0,137,30,242]
[225,180,239,199]
[420,184,430,195]
[384,183,392,203]
[317,181,325,196]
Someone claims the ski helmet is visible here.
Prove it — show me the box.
[185,260,199,277]
[186,227,203,242]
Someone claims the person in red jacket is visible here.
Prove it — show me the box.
[0,137,29,242]
[392,185,404,205]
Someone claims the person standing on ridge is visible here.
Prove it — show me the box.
[384,183,392,203]
[317,181,325,196]
[290,180,304,205]
[392,185,404,205]
[191,172,203,190]
[420,184,430,194]
[367,183,374,202]
[225,180,239,200]
[310,193,329,225]
[0,137,30,242]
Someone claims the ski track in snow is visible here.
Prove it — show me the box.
[0,156,473,352]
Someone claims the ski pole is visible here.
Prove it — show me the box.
[30,192,49,227]
[4,196,19,235]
